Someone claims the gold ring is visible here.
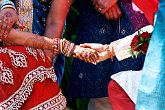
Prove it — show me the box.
[98,8,103,12]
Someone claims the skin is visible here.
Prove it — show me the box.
[0,8,18,38]
[92,0,122,20]
[80,43,115,62]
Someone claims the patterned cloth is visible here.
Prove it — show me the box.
[136,1,165,109]
[0,46,66,109]
[67,0,149,99]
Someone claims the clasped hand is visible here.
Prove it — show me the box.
[73,43,115,65]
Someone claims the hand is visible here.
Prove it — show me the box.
[73,45,99,65]
[92,0,117,14]
[80,43,115,62]
[0,8,24,39]
[104,4,122,20]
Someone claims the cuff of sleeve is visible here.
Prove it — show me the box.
[111,35,133,61]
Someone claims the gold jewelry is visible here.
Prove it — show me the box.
[98,7,103,12]
[0,19,3,23]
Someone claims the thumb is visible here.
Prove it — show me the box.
[16,21,25,29]
[80,43,92,48]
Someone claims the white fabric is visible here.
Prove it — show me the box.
[111,25,154,61]
[111,70,142,104]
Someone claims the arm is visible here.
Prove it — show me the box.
[44,0,72,39]
[111,25,153,61]
[2,29,53,50]
[2,29,99,64]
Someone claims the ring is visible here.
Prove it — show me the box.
[0,19,3,23]
[98,8,103,12]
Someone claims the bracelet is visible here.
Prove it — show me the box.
[60,38,76,57]
[52,38,60,56]
[0,0,16,11]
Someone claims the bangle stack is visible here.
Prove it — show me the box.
[51,38,76,57]
[0,0,16,11]
[61,39,76,57]
[52,38,60,56]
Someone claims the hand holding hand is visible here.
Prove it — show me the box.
[73,45,99,65]
[80,43,115,62]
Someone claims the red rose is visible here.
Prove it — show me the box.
[130,35,142,51]
[130,35,138,47]
[142,42,149,54]
[141,32,151,38]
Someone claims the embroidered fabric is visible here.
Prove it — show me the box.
[30,91,66,110]
[0,46,66,109]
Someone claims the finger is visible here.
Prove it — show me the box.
[90,53,99,64]
[16,21,25,29]
[0,26,3,38]
[116,5,122,17]
[105,12,110,20]
[86,52,92,63]
[75,53,83,60]
[80,43,92,48]
[101,8,107,14]
[112,6,119,20]
[1,23,7,36]
[2,24,11,38]
[108,9,114,20]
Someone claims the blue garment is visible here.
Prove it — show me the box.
[136,1,165,110]
[67,0,149,99]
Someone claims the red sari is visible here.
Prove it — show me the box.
[0,46,66,110]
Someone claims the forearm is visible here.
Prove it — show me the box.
[44,0,72,38]
[2,29,53,50]
[2,29,76,57]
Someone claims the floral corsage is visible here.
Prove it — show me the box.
[129,31,152,58]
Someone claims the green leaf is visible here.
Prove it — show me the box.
[128,48,135,59]
[139,36,144,42]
